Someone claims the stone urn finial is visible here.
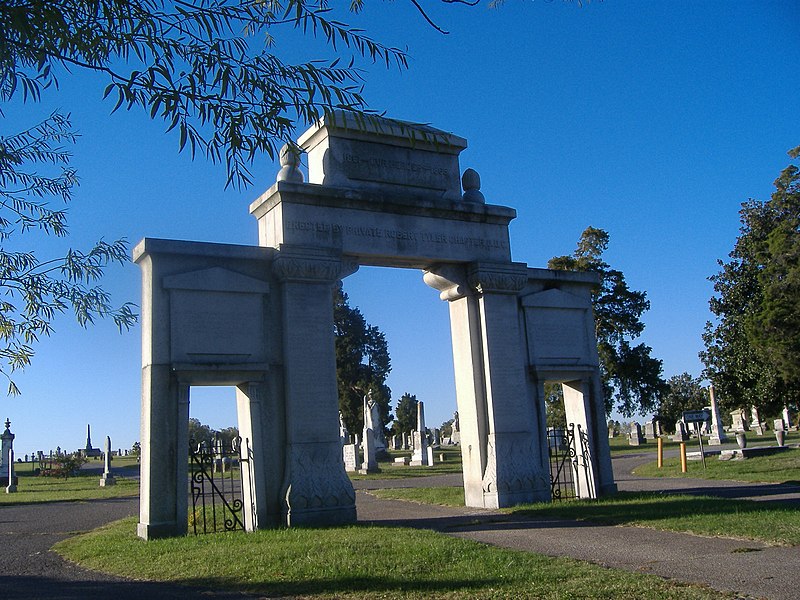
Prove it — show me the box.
[461,168,485,204]
[276,144,305,183]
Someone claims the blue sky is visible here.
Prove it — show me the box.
[3,1,797,456]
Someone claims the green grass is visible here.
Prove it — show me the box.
[348,448,464,480]
[371,487,800,546]
[509,492,800,546]
[370,486,466,506]
[0,471,138,505]
[634,447,800,484]
[55,517,728,599]
[608,430,800,455]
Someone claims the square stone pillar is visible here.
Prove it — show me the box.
[236,382,280,530]
[138,371,189,539]
[469,262,551,508]
[273,246,357,527]
[424,267,488,507]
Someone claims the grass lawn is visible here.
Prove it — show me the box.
[55,516,729,599]
[372,487,800,546]
[608,430,800,455]
[0,470,138,505]
[348,447,463,480]
[634,447,800,484]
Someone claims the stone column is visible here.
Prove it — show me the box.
[708,384,727,445]
[468,262,551,508]
[273,246,357,527]
[561,379,600,499]
[236,382,276,530]
[424,266,488,507]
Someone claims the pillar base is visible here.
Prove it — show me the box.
[137,521,186,540]
[284,504,357,528]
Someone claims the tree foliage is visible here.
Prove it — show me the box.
[657,372,707,433]
[392,392,418,436]
[0,112,136,394]
[1,0,410,189]
[334,285,391,436]
[548,227,667,417]
[701,146,800,416]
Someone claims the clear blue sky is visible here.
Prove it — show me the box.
[3,1,797,456]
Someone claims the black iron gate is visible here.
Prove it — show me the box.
[189,435,252,535]
[548,423,593,501]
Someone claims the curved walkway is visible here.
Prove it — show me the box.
[1,450,798,599]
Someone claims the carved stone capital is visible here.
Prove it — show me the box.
[272,246,344,284]
[468,262,528,295]
[422,264,469,301]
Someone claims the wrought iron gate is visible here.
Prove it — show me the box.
[548,423,593,501]
[189,435,252,535]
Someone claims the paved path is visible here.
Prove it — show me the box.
[1,450,799,599]
[353,450,800,600]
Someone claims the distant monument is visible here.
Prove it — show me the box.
[84,424,102,458]
[707,385,727,445]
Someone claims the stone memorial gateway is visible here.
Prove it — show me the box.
[135,112,616,539]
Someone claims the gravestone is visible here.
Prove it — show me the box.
[342,444,358,472]
[672,420,689,442]
[783,406,796,431]
[339,411,349,446]
[628,422,645,446]
[773,418,785,432]
[360,392,379,474]
[432,428,441,447]
[100,436,115,487]
[450,410,461,445]
[707,385,727,445]
[608,422,616,438]
[410,401,429,466]
[644,420,656,440]
[5,449,16,493]
[0,419,14,481]
[750,406,765,435]
[731,409,748,432]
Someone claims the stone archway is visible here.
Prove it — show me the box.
[136,112,615,539]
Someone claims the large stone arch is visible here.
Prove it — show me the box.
[136,112,615,539]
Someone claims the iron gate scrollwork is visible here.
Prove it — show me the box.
[189,435,252,534]
[548,423,593,501]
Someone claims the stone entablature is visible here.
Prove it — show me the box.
[250,181,515,267]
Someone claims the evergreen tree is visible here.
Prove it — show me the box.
[701,146,800,415]
[334,285,391,435]
[549,227,667,417]
[392,392,418,436]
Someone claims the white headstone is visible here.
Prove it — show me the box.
[410,401,429,466]
[100,436,116,487]
[342,444,358,472]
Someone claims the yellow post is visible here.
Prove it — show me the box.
[657,437,663,469]
[680,442,687,473]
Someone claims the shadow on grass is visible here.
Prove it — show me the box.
[507,491,800,527]
[0,573,501,599]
